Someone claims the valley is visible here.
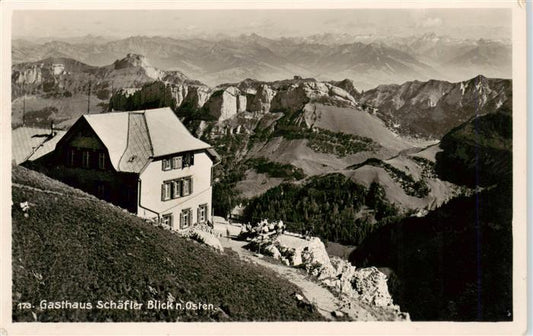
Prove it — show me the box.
[11,52,510,249]
[11,47,513,322]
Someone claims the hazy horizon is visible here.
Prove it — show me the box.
[13,9,511,42]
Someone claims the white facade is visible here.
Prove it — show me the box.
[137,150,213,230]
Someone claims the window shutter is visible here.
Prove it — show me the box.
[197,207,200,223]
[173,156,183,169]
[169,214,173,229]
[172,181,180,199]
[180,211,184,229]
[191,152,195,165]
[161,183,165,201]
[182,178,188,196]
[189,177,193,194]
[162,159,170,171]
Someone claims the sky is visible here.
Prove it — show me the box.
[12,8,512,41]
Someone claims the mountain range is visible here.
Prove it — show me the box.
[12,33,511,89]
[10,52,512,222]
[12,53,511,137]
[12,47,514,321]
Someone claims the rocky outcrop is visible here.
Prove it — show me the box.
[324,258,397,308]
[206,87,248,121]
[170,84,190,107]
[276,237,335,277]
[179,85,211,110]
[181,225,224,252]
[12,53,363,125]
[243,229,408,320]
[329,79,360,99]
[12,65,44,85]
[247,84,276,112]
[200,78,359,121]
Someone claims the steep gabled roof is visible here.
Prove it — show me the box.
[143,107,211,157]
[84,112,129,171]
[80,107,212,173]
[12,127,66,164]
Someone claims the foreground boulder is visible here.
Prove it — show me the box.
[241,225,409,321]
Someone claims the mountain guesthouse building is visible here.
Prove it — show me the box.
[50,107,220,230]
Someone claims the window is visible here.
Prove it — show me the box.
[172,180,181,199]
[162,158,171,171]
[198,204,208,223]
[82,151,91,168]
[97,183,105,198]
[68,149,76,167]
[162,176,192,201]
[98,152,106,170]
[162,153,194,171]
[161,214,173,228]
[182,177,191,196]
[161,182,172,201]
[172,156,183,169]
[180,208,192,229]
[183,152,194,168]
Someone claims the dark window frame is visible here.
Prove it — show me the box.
[161,176,193,201]
[68,148,76,167]
[161,182,172,201]
[161,152,195,171]
[180,208,192,229]
[82,151,91,169]
[172,156,183,169]
[161,213,173,228]
[98,152,106,170]
[162,158,171,171]
[198,203,208,223]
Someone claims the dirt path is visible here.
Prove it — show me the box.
[214,223,379,321]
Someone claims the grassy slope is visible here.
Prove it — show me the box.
[303,103,432,152]
[12,165,323,322]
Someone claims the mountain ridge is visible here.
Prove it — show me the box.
[12,33,511,89]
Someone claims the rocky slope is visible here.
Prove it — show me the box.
[190,76,466,215]
[358,75,511,138]
[101,67,467,217]
[11,54,205,127]
[13,52,511,141]
[12,54,506,246]
[238,221,408,320]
